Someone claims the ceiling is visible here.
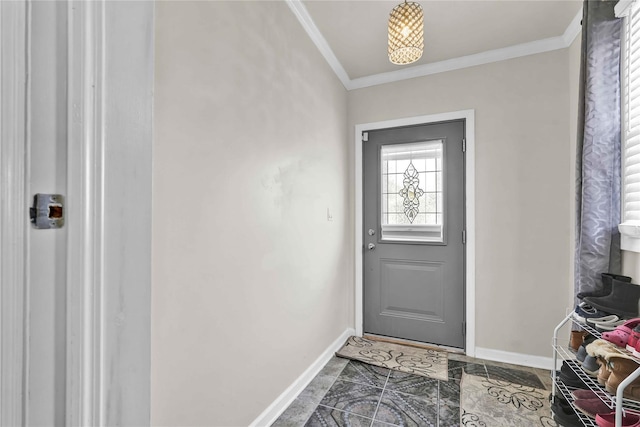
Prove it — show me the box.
[293,0,583,89]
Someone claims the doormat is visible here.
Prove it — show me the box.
[459,371,557,426]
[335,336,448,381]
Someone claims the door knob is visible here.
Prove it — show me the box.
[368,243,376,250]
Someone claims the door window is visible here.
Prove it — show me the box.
[380,140,444,242]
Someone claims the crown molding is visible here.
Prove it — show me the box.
[349,35,567,90]
[563,7,583,46]
[287,0,583,91]
[285,0,351,88]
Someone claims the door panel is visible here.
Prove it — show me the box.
[379,259,444,322]
[363,121,465,348]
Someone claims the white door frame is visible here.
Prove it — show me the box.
[66,1,153,425]
[0,1,28,425]
[0,1,152,424]
[354,110,476,356]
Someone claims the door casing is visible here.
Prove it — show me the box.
[354,110,476,356]
[0,1,153,424]
[0,2,28,425]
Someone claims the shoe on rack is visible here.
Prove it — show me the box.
[551,395,583,427]
[577,273,633,300]
[584,280,640,319]
[634,338,640,358]
[588,315,626,332]
[577,344,588,363]
[597,320,628,332]
[574,397,613,419]
[571,389,600,400]
[574,303,614,325]
[627,325,640,352]
[570,330,589,352]
[586,339,625,359]
[578,335,598,362]
[597,357,612,386]
[596,411,640,427]
[556,362,586,389]
[605,354,640,399]
[582,355,600,377]
[602,319,640,348]
[587,315,622,327]
[585,339,624,384]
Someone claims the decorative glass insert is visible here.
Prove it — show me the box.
[380,140,444,242]
[398,162,425,223]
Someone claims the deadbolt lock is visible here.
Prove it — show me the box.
[30,193,64,229]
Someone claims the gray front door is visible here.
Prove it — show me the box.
[363,120,465,348]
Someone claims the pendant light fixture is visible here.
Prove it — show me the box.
[388,0,424,65]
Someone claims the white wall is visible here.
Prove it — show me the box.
[152,1,350,425]
[348,49,574,358]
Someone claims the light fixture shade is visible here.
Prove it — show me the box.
[388,1,424,65]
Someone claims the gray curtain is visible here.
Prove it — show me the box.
[575,0,622,299]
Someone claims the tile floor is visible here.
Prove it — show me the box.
[271,352,553,427]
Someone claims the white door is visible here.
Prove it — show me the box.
[26,1,68,424]
[15,1,154,424]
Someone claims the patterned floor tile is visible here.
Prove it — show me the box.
[304,405,372,427]
[374,390,438,427]
[339,360,390,388]
[271,397,318,427]
[484,364,545,389]
[447,360,487,380]
[319,379,383,419]
[275,351,556,427]
[439,379,461,407]
[319,357,350,378]
[438,403,460,427]
[298,374,339,404]
[384,369,438,399]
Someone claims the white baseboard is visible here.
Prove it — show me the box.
[249,328,355,427]
[475,347,560,371]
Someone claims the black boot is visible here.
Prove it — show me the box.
[577,273,633,300]
[583,279,640,318]
[550,394,582,427]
